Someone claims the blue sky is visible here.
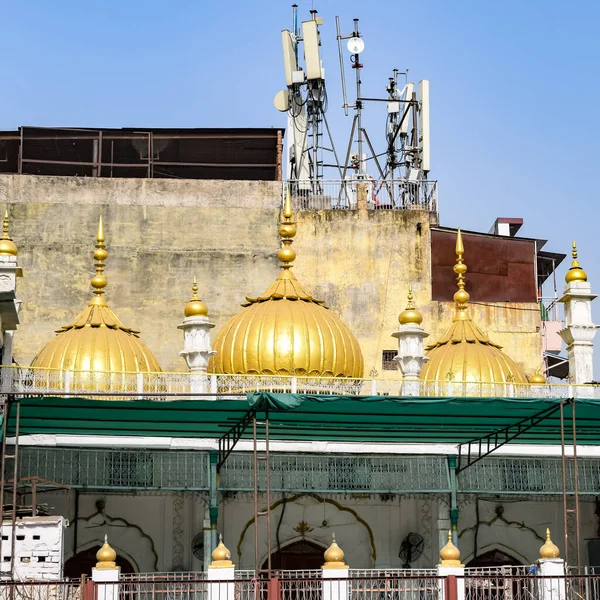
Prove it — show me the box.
[2,0,599,337]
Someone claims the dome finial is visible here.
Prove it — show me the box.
[95,534,117,569]
[278,187,297,269]
[184,275,209,317]
[565,240,588,283]
[539,528,560,559]
[399,285,423,325]
[0,208,18,257]
[210,533,234,568]
[323,533,347,568]
[440,530,463,566]
[90,216,108,306]
[453,229,470,316]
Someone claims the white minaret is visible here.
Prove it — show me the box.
[392,286,429,395]
[178,277,216,394]
[0,209,23,368]
[559,242,598,385]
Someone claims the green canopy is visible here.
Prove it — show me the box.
[3,393,599,445]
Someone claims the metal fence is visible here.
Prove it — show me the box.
[1,366,598,400]
[284,179,438,212]
[0,581,81,600]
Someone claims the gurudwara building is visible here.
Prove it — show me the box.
[0,159,598,584]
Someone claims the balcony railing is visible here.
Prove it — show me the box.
[0,365,596,400]
[284,178,438,211]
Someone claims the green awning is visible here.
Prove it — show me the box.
[3,394,599,445]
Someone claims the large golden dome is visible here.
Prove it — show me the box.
[420,229,527,385]
[31,217,161,375]
[209,192,363,377]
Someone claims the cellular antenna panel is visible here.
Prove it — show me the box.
[301,20,323,80]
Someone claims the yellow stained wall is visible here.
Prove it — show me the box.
[0,175,542,376]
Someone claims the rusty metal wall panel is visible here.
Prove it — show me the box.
[431,229,536,303]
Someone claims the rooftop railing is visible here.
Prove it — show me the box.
[0,365,595,400]
[284,178,438,212]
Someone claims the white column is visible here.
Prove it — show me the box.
[92,567,120,600]
[537,559,566,600]
[323,567,349,600]
[179,316,216,394]
[437,531,464,600]
[208,536,235,600]
[392,324,429,396]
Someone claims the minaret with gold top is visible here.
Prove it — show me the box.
[178,276,215,392]
[559,241,598,385]
[0,209,23,366]
[392,286,429,395]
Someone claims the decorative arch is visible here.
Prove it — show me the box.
[236,493,376,565]
[463,543,530,567]
[262,539,326,571]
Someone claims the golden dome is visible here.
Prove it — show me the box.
[0,210,18,257]
[439,530,463,566]
[528,372,547,384]
[399,286,423,325]
[539,528,560,559]
[323,534,346,568]
[210,534,234,568]
[565,241,587,283]
[31,217,161,377]
[420,229,527,385]
[209,190,363,377]
[184,276,209,317]
[96,535,117,569]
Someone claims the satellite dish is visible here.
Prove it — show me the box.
[274,89,290,112]
[347,37,365,54]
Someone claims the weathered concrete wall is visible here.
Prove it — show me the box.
[0,174,542,376]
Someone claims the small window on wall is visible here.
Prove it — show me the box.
[382,350,397,371]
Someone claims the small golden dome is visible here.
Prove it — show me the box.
[421,229,527,386]
[31,217,161,380]
[210,534,234,568]
[440,530,463,566]
[529,372,547,384]
[0,210,18,257]
[209,190,363,377]
[96,535,117,569]
[565,241,587,284]
[323,534,346,568]
[184,276,209,317]
[399,286,423,325]
[539,528,560,559]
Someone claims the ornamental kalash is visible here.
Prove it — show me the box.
[0,192,598,579]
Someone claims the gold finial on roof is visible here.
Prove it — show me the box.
[539,528,560,559]
[453,229,470,316]
[529,372,547,384]
[565,240,588,283]
[0,209,18,257]
[278,187,297,268]
[95,534,117,569]
[210,534,234,568]
[184,275,209,317]
[323,533,347,568]
[90,216,108,306]
[399,286,423,325]
[440,530,463,566]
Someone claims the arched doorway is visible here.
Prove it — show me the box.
[466,549,523,568]
[64,546,135,579]
[263,540,325,571]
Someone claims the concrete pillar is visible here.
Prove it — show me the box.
[537,529,565,600]
[437,531,464,600]
[322,535,349,600]
[559,242,598,386]
[91,536,120,600]
[208,535,235,600]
